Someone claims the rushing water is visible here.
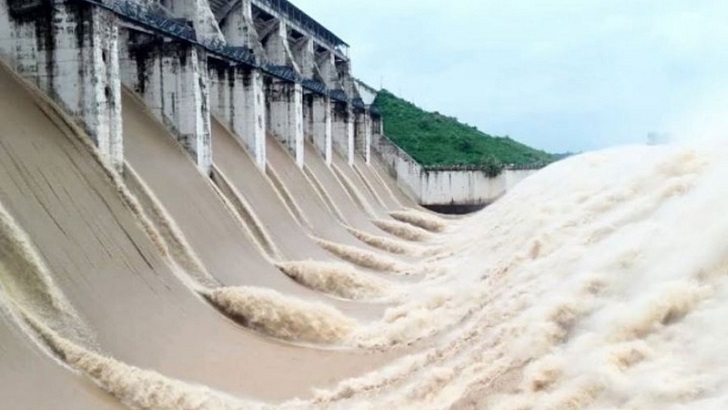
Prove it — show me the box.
[1,58,726,409]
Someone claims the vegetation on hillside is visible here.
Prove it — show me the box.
[373,90,555,170]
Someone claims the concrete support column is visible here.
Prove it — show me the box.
[172,47,211,172]
[216,0,266,168]
[54,2,122,170]
[291,37,315,79]
[209,63,266,169]
[121,35,212,174]
[269,80,304,168]
[311,94,332,165]
[332,101,354,165]
[264,20,298,69]
[0,2,123,169]
[355,110,372,164]
[316,51,339,89]
[221,0,260,52]
[161,0,223,41]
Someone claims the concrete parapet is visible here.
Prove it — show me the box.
[268,79,304,167]
[0,0,123,169]
[120,31,212,174]
[372,133,538,212]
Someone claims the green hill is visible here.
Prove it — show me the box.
[373,89,554,169]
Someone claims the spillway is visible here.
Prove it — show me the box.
[366,153,417,208]
[3,1,726,407]
[0,310,119,409]
[2,50,728,408]
[0,62,405,404]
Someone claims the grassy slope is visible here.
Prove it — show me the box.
[373,89,554,167]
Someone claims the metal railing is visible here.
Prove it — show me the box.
[301,78,327,94]
[253,0,347,48]
[75,0,365,105]
[329,89,348,103]
[351,97,366,110]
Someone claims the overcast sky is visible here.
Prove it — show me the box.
[294,0,728,153]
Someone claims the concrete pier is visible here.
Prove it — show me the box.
[353,80,379,164]
[354,110,372,163]
[331,98,354,165]
[214,0,266,168]
[0,1,123,169]
[262,19,304,166]
[268,79,304,167]
[209,63,267,168]
[307,92,333,164]
[119,33,212,174]
[4,0,514,212]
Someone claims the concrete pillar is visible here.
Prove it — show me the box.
[264,20,298,69]
[332,100,354,165]
[260,19,304,167]
[291,36,315,79]
[355,110,372,164]
[0,1,123,170]
[311,94,332,165]
[269,79,304,167]
[121,34,212,174]
[209,64,266,169]
[316,51,339,89]
[215,0,267,169]
[160,0,224,42]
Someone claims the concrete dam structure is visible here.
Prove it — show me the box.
[4,1,726,409]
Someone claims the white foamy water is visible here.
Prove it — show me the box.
[4,69,727,409]
[312,141,728,409]
[34,140,724,409]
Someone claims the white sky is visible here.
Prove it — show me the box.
[294,0,728,153]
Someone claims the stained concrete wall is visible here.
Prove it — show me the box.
[332,100,354,164]
[304,92,332,164]
[0,0,380,187]
[372,133,538,209]
[208,61,266,169]
[119,31,212,174]
[354,110,372,163]
[0,1,123,169]
[268,80,304,167]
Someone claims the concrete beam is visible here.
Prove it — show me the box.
[0,1,123,170]
[268,79,304,167]
[209,62,266,169]
[332,100,354,165]
[120,32,212,174]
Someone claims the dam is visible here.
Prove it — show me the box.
[1,1,727,409]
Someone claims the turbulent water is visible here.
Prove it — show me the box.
[1,58,727,409]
